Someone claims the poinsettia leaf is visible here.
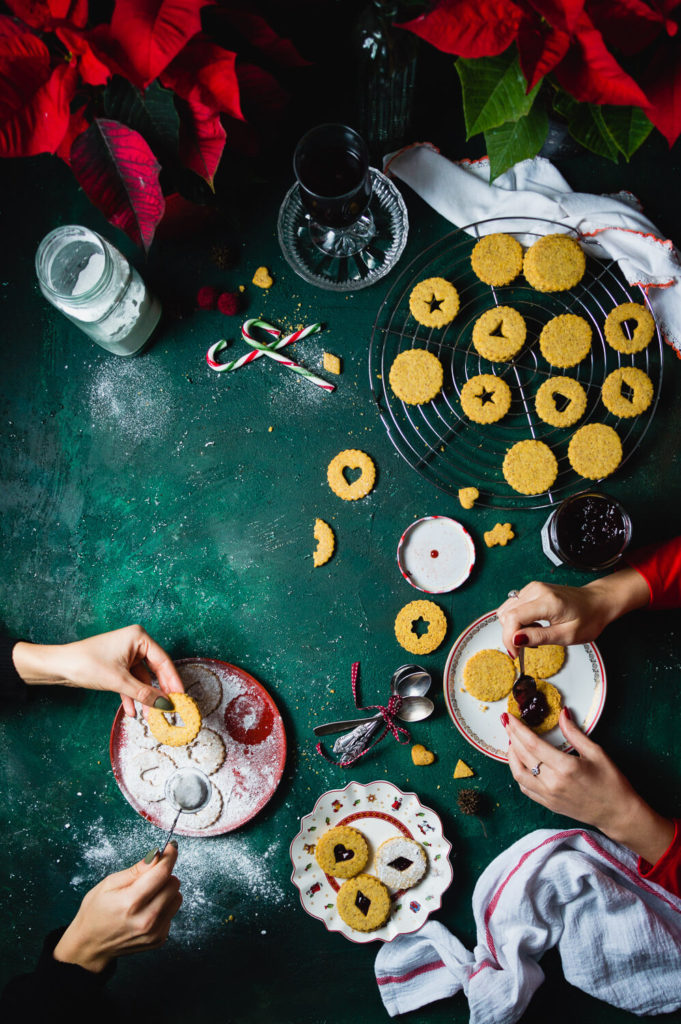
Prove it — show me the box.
[553,11,649,107]
[236,62,288,121]
[588,0,669,56]
[552,89,578,119]
[639,36,681,146]
[55,26,112,86]
[457,50,540,137]
[175,95,226,187]
[161,36,243,120]
[4,0,87,28]
[101,78,180,159]
[517,19,570,91]
[484,98,549,179]
[564,103,620,161]
[526,0,585,33]
[208,9,310,67]
[55,101,90,162]
[600,105,653,158]
[70,118,165,250]
[400,0,524,59]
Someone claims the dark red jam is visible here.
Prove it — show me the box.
[334,844,354,862]
[551,492,631,571]
[355,891,371,916]
[513,676,549,727]
[388,857,413,872]
[430,550,439,558]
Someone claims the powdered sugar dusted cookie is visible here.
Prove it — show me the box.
[187,727,226,776]
[178,781,223,830]
[374,836,427,890]
[126,749,176,803]
[122,711,158,750]
[180,663,223,716]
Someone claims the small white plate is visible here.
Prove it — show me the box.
[290,780,453,943]
[443,611,606,762]
[397,516,475,593]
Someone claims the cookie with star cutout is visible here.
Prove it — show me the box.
[409,277,460,328]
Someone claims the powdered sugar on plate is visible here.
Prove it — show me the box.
[111,659,286,836]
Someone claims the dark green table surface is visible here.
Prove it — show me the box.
[2,66,681,1024]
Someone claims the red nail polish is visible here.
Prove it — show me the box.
[563,707,571,721]
[500,712,509,727]
[514,633,529,646]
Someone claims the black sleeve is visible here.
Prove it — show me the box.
[0,928,118,1024]
[0,633,27,701]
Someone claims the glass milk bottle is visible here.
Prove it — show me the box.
[35,225,161,356]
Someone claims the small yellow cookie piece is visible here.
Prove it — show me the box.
[471,233,523,286]
[313,518,335,567]
[539,314,592,368]
[513,644,565,679]
[601,366,653,418]
[147,693,202,747]
[523,234,585,292]
[463,649,515,701]
[409,277,460,328]
[336,875,391,932]
[327,449,376,501]
[458,486,479,509]
[472,306,526,361]
[460,374,511,424]
[394,599,447,655]
[323,352,342,375]
[502,439,558,495]
[508,679,562,733]
[389,348,444,404]
[484,523,515,547]
[568,423,622,479]
[411,743,435,766]
[315,826,368,878]
[453,759,474,779]
[252,266,273,288]
[535,377,587,428]
[604,302,655,354]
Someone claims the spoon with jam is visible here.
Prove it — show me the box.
[513,645,549,728]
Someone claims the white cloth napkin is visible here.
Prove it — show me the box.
[385,143,681,354]
[374,827,681,1020]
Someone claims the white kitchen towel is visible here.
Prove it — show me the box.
[374,827,681,1020]
[384,143,681,355]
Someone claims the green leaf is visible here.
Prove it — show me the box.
[552,90,578,120]
[484,100,549,180]
[565,104,620,162]
[101,78,179,161]
[600,106,653,159]
[456,50,540,138]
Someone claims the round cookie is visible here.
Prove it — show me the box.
[394,599,447,655]
[502,439,558,495]
[123,712,159,750]
[389,348,444,405]
[178,781,223,830]
[181,663,222,716]
[126,749,176,803]
[539,314,592,368]
[374,836,427,890]
[336,874,391,932]
[513,644,565,679]
[535,376,587,428]
[460,373,511,424]
[147,692,202,747]
[409,277,460,328]
[327,450,376,501]
[463,649,516,701]
[604,302,655,354]
[523,234,586,292]
[187,728,226,776]
[472,306,526,361]
[508,678,562,733]
[470,233,523,286]
[568,423,622,479]
[315,826,369,878]
[601,366,653,418]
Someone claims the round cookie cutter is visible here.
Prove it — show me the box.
[397,516,475,593]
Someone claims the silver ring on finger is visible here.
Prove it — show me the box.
[507,590,520,599]
[530,761,543,777]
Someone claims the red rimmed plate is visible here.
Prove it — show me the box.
[444,611,606,762]
[110,658,286,836]
[290,780,453,943]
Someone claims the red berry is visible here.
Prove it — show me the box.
[197,286,219,310]
[217,291,240,316]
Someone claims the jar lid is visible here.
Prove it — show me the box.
[397,516,475,593]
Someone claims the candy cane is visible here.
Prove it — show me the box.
[241,318,335,393]
[206,320,323,373]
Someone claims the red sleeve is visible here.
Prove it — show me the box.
[626,536,681,609]
[638,820,681,897]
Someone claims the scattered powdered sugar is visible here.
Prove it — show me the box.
[88,356,174,443]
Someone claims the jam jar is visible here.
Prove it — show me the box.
[541,491,632,572]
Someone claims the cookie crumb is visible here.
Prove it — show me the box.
[458,486,479,509]
[411,743,435,766]
[323,352,342,375]
[484,523,515,547]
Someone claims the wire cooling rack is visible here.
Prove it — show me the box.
[368,216,664,510]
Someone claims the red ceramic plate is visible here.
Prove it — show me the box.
[110,658,286,836]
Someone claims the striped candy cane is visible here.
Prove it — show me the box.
[241,318,335,393]
[206,320,323,373]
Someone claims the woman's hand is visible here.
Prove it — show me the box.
[11,625,184,717]
[502,709,675,865]
[496,568,650,658]
[53,844,182,973]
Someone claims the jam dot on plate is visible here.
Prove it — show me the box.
[430,549,439,558]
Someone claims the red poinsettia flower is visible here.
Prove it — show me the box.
[399,0,524,58]
[161,34,244,120]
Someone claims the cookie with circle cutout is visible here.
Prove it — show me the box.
[604,302,655,354]
[394,599,447,655]
[126,749,176,803]
[601,366,653,418]
[473,306,526,361]
[535,376,587,428]
[460,374,511,424]
[508,679,562,733]
[409,277,460,328]
[523,234,585,292]
[315,825,369,878]
[186,728,226,776]
[327,449,376,501]
[471,233,523,286]
[568,423,622,479]
[336,874,391,932]
[147,692,202,747]
[463,649,515,701]
[181,663,222,717]
[389,348,444,405]
[539,314,592,368]
[502,439,558,495]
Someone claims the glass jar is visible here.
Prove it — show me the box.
[540,491,632,572]
[35,225,161,356]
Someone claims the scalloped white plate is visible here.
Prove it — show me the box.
[290,780,453,943]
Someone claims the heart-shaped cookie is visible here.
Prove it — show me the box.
[411,743,435,766]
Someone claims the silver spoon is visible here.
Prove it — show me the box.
[313,663,432,737]
[158,766,212,852]
[313,695,434,736]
